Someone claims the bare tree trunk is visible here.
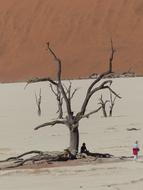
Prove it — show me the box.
[102,106,107,117]
[69,127,79,155]
[99,95,108,117]
[109,92,117,117]
[109,107,113,117]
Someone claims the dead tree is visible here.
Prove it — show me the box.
[26,40,121,156]
[35,88,42,116]
[98,92,119,117]
[98,95,109,117]
[109,91,117,117]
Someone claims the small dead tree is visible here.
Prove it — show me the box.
[109,91,117,117]
[35,88,42,116]
[98,95,109,117]
[26,40,121,156]
[98,92,119,117]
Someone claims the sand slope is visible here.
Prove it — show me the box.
[0,0,143,81]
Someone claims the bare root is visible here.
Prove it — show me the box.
[0,150,68,170]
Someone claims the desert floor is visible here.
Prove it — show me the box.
[0,77,143,189]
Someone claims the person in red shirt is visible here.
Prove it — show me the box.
[132,141,140,160]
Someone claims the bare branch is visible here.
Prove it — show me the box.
[64,81,78,101]
[66,81,72,100]
[79,40,116,116]
[46,42,61,81]
[49,84,64,119]
[49,84,58,96]
[47,42,72,116]
[105,86,121,99]
[65,81,78,101]
[34,120,66,130]
[81,107,102,119]
[56,97,63,118]
[80,80,112,116]
[71,88,78,99]
[109,38,115,73]
[110,91,117,104]
[49,82,64,118]
[90,82,121,99]
[25,77,57,89]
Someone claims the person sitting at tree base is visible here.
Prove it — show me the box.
[80,143,89,155]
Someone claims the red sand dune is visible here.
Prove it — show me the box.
[0,0,143,82]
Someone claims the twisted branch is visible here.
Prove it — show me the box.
[34,119,66,130]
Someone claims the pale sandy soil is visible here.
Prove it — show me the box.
[0,0,143,81]
[0,78,143,189]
